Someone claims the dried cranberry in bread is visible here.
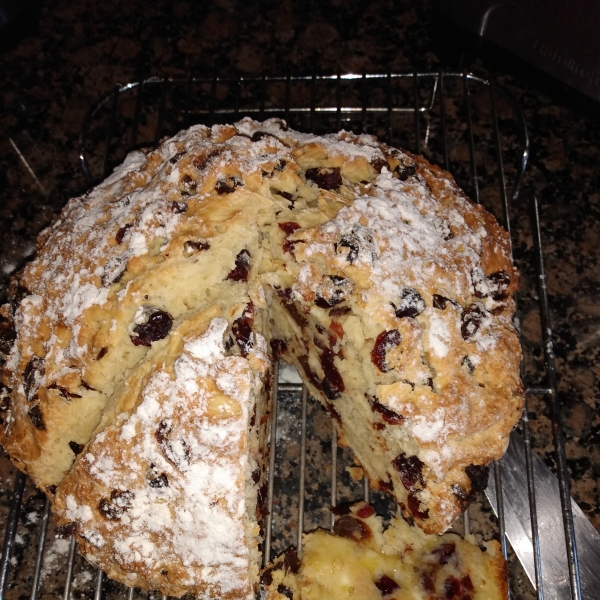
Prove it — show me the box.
[262,502,508,600]
[0,118,523,596]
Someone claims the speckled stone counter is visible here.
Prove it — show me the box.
[0,1,598,599]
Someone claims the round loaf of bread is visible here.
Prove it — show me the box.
[0,118,523,597]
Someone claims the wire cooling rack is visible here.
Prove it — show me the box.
[0,72,585,600]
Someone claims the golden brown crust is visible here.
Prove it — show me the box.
[1,118,523,595]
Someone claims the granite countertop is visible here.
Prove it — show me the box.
[0,1,598,599]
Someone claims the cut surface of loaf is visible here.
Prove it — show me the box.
[0,118,523,597]
[262,502,508,600]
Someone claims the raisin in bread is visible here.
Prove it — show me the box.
[263,502,508,600]
[0,118,522,596]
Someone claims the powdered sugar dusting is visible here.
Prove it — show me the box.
[61,278,109,324]
[410,408,447,443]
[40,538,71,582]
[426,310,451,358]
[185,317,228,362]
[60,317,259,598]
[278,363,302,384]
[102,151,147,186]
[293,154,503,348]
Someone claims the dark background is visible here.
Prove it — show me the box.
[0,0,598,556]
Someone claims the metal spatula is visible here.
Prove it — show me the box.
[486,431,600,599]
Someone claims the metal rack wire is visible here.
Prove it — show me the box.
[0,71,585,599]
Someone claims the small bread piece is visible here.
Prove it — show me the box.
[262,502,508,600]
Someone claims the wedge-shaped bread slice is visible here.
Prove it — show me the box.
[53,308,270,599]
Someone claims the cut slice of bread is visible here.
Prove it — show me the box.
[263,502,508,600]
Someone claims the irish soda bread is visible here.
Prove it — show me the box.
[263,502,508,600]
[0,118,523,596]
